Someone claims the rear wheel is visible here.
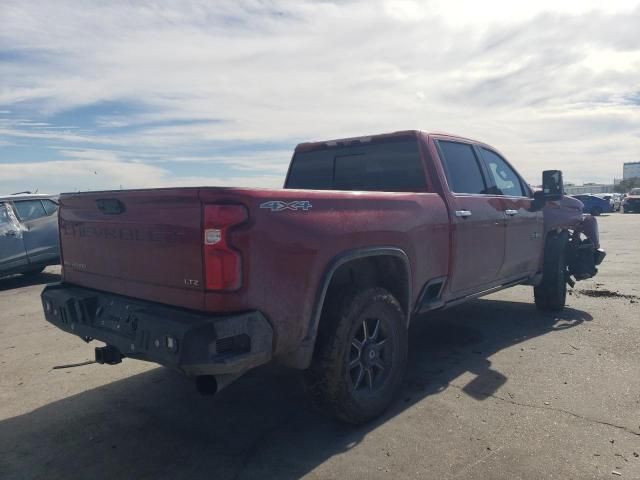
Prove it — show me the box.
[534,232,568,311]
[304,287,408,424]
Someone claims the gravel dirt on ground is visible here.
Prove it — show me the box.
[1,213,639,480]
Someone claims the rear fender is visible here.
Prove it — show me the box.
[279,246,411,370]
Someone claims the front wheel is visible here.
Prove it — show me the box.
[304,287,408,424]
[534,232,568,311]
[590,206,602,216]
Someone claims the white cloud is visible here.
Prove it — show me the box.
[0,159,283,195]
[1,0,639,189]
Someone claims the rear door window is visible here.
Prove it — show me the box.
[42,199,59,215]
[480,148,526,197]
[0,203,10,225]
[437,141,487,194]
[13,200,48,221]
[286,139,426,192]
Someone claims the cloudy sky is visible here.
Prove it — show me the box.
[1,0,639,194]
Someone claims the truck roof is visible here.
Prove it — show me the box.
[294,130,483,152]
[0,193,58,202]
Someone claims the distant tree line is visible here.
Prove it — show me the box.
[614,177,640,193]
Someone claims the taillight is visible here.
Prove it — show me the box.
[203,204,248,291]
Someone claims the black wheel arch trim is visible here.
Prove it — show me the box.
[277,246,412,370]
[306,247,413,341]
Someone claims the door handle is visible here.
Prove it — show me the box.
[505,209,518,216]
[455,210,472,218]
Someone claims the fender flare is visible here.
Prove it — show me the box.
[279,246,412,370]
[306,246,412,340]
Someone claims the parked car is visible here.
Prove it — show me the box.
[41,131,605,424]
[0,194,60,278]
[611,193,623,211]
[594,193,619,212]
[571,194,611,216]
[622,188,640,213]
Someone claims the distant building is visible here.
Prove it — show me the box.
[623,162,640,179]
[564,184,613,195]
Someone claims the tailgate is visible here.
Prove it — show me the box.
[59,188,205,310]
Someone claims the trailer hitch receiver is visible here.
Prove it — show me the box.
[95,345,123,365]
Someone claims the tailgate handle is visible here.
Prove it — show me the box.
[96,198,126,215]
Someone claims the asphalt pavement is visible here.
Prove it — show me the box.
[1,213,638,480]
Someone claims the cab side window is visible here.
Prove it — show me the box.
[480,148,526,197]
[13,200,48,221]
[437,141,487,194]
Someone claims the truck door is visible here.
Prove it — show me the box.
[0,202,28,273]
[477,148,543,280]
[436,140,506,295]
[12,199,59,265]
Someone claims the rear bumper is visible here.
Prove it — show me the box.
[41,284,273,376]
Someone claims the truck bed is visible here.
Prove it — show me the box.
[58,186,450,356]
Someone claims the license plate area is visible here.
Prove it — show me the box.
[93,303,138,339]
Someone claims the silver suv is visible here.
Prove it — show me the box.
[0,194,60,278]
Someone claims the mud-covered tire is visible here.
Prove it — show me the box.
[534,232,568,311]
[303,287,408,424]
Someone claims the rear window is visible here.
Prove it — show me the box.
[285,139,426,192]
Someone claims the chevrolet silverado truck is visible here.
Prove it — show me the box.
[41,131,605,424]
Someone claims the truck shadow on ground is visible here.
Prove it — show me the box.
[0,298,592,480]
[0,271,60,292]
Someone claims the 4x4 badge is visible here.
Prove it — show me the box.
[260,200,312,212]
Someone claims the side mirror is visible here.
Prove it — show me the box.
[542,170,563,200]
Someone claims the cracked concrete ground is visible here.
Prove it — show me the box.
[1,213,639,480]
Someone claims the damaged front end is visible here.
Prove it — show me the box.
[565,218,606,285]
[0,204,27,239]
[544,196,606,285]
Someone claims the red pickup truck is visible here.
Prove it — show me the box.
[41,130,605,423]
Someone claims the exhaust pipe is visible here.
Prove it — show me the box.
[195,375,218,396]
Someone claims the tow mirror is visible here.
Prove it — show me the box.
[530,170,564,211]
[542,170,563,201]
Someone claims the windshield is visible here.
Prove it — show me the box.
[629,188,640,196]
